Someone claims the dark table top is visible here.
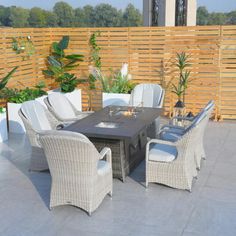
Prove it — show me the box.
[64,106,162,140]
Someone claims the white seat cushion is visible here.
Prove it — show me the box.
[149,143,177,162]
[48,93,76,119]
[97,160,111,175]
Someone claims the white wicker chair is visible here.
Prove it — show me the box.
[19,100,62,171]
[44,93,92,124]
[39,130,113,215]
[159,101,215,169]
[146,123,199,191]
[129,83,165,138]
[129,83,165,108]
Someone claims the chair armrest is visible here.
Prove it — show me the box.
[75,110,94,116]
[158,128,184,138]
[147,139,177,147]
[161,124,186,131]
[99,147,112,164]
[60,117,78,123]
[56,123,65,130]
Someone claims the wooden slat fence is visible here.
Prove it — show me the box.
[0,26,236,120]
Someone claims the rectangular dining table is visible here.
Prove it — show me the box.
[64,106,162,182]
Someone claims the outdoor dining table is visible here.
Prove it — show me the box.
[64,106,162,182]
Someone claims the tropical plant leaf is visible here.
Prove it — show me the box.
[0,66,18,90]
[58,36,69,50]
[65,54,84,61]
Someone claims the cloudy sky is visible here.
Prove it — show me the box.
[1,0,236,12]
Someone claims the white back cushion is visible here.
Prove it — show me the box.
[130,84,163,108]
[48,93,76,119]
[21,101,52,131]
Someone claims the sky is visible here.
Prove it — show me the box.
[1,0,236,13]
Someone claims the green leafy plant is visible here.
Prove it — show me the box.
[0,67,18,91]
[95,64,135,94]
[12,36,35,60]
[171,52,191,105]
[0,66,18,111]
[0,107,6,114]
[5,82,47,104]
[87,32,102,110]
[43,36,84,93]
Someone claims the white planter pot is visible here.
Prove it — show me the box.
[103,93,131,108]
[7,103,25,134]
[51,88,82,111]
[0,112,8,142]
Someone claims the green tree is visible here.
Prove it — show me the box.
[207,12,227,25]
[44,11,58,27]
[0,5,11,26]
[226,11,236,25]
[74,8,86,27]
[9,6,29,27]
[93,4,122,27]
[53,1,75,27]
[122,4,142,26]
[28,7,46,27]
[83,5,95,27]
[197,6,209,25]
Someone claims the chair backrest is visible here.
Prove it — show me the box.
[129,84,164,108]
[39,130,100,179]
[47,93,76,120]
[21,100,52,131]
[203,100,214,113]
[191,100,215,124]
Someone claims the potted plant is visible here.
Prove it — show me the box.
[172,52,191,118]
[6,82,47,134]
[0,66,18,141]
[43,36,84,111]
[93,63,135,107]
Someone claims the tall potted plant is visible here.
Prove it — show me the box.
[172,52,191,116]
[0,66,18,140]
[43,36,84,111]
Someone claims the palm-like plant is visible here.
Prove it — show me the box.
[172,52,191,106]
[43,36,84,93]
[0,66,18,113]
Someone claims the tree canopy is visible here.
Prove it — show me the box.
[197,6,236,25]
[0,3,235,28]
[0,2,142,28]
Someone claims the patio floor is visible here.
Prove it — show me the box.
[1,121,236,236]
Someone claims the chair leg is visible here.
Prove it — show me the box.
[108,190,113,198]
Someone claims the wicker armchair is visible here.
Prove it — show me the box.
[129,84,165,138]
[39,130,113,215]
[129,83,165,108]
[146,124,198,191]
[159,101,214,169]
[44,93,92,124]
[19,101,62,171]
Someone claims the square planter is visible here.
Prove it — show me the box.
[51,88,82,111]
[7,103,25,134]
[0,112,8,142]
[102,93,131,108]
